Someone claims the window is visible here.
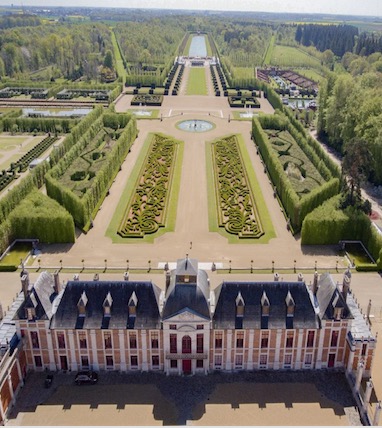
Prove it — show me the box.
[106,355,113,368]
[305,353,313,366]
[130,355,138,367]
[236,304,244,317]
[170,359,177,368]
[129,332,137,349]
[306,331,315,348]
[215,331,223,349]
[235,354,243,368]
[334,307,343,320]
[169,324,176,330]
[30,331,39,349]
[78,331,87,349]
[151,332,159,349]
[81,356,89,368]
[34,355,42,367]
[197,324,204,330]
[284,354,292,368]
[170,334,177,353]
[104,332,112,349]
[197,334,204,353]
[330,331,339,347]
[215,355,222,367]
[236,331,244,349]
[286,332,294,348]
[259,354,267,367]
[182,335,191,354]
[362,343,367,356]
[57,332,65,349]
[152,355,159,367]
[196,359,203,368]
[261,333,269,349]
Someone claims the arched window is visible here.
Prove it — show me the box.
[182,335,191,353]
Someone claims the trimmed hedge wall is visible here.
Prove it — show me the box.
[9,190,75,243]
[301,195,382,269]
[252,113,340,231]
[46,113,137,229]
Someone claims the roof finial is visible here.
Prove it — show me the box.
[185,253,188,269]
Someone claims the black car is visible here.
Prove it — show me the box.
[74,371,98,385]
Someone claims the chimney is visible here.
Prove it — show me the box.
[21,273,30,298]
[313,271,319,295]
[297,273,304,282]
[123,271,129,281]
[73,274,80,281]
[53,269,61,294]
[342,274,351,302]
[274,272,279,281]
[165,270,171,291]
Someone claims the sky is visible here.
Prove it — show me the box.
[1,0,382,17]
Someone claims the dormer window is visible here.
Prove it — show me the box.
[103,292,113,317]
[332,293,343,320]
[128,292,138,317]
[26,307,36,321]
[235,292,245,317]
[285,291,295,316]
[334,307,343,320]
[77,291,88,317]
[261,291,270,316]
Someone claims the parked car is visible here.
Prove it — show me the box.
[44,374,53,388]
[74,371,98,385]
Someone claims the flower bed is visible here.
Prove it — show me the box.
[117,134,179,238]
[211,135,264,238]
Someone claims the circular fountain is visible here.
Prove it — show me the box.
[176,119,214,133]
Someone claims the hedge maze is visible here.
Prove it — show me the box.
[265,129,324,197]
[58,130,115,198]
[211,135,264,239]
[118,134,179,238]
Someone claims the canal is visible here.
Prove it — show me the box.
[188,35,207,57]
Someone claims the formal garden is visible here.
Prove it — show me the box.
[116,133,182,240]
[45,111,137,230]
[206,135,275,244]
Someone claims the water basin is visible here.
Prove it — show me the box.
[176,120,214,133]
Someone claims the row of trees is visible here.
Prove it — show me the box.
[317,63,382,183]
[0,21,114,80]
[295,24,358,57]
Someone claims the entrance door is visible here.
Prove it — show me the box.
[60,355,68,371]
[183,359,191,374]
[328,353,335,368]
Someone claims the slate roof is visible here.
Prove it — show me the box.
[14,271,56,321]
[175,257,198,276]
[315,273,352,322]
[50,281,161,330]
[213,281,318,330]
[162,269,210,320]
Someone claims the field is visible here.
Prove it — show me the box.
[263,34,276,65]
[186,68,208,95]
[271,45,323,69]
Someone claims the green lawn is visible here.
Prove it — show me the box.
[106,133,184,244]
[271,45,323,70]
[205,134,275,244]
[186,68,208,95]
[263,34,276,65]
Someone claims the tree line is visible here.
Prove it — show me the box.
[295,24,358,57]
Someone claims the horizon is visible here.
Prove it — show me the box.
[0,0,381,18]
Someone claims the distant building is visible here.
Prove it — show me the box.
[14,258,375,377]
